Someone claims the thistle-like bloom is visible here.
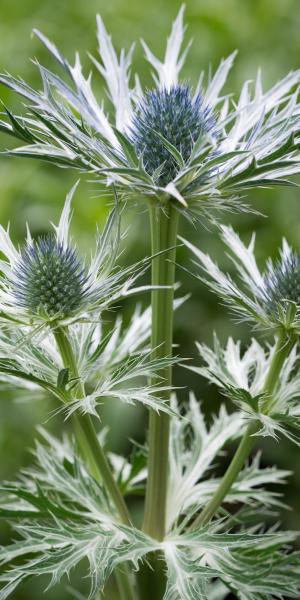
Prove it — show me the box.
[130,85,216,187]
[0,182,147,328]
[13,236,88,318]
[189,335,300,445]
[182,226,300,333]
[0,7,299,218]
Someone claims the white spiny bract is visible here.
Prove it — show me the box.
[0,182,149,329]
[74,295,186,382]
[1,409,300,600]
[162,524,300,600]
[190,335,300,444]
[0,7,300,218]
[58,350,180,419]
[0,187,181,417]
[167,393,243,530]
[166,393,289,532]
[0,432,158,600]
[0,295,180,416]
[182,226,300,332]
[207,581,229,600]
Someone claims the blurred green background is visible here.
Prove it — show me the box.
[0,0,300,598]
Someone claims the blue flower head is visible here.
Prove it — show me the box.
[13,236,88,318]
[264,251,300,314]
[183,226,300,334]
[130,84,216,186]
[0,7,299,215]
[0,183,148,328]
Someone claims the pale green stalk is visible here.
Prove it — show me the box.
[53,325,137,600]
[190,330,295,530]
[143,203,179,540]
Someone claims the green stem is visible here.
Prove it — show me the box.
[263,333,295,413]
[190,330,294,530]
[53,326,132,526]
[115,567,137,600]
[53,325,138,600]
[143,203,179,540]
[190,421,258,530]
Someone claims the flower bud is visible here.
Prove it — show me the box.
[264,252,300,314]
[13,236,88,319]
[130,84,215,186]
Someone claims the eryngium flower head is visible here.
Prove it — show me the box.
[13,236,88,318]
[130,85,215,186]
[0,182,147,327]
[263,251,300,312]
[181,227,300,333]
[0,6,299,220]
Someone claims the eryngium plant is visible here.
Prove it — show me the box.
[181,225,300,333]
[1,6,300,600]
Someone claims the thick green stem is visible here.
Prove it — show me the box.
[190,330,294,530]
[53,326,138,600]
[143,203,179,540]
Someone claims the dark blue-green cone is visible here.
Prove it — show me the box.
[130,84,216,186]
[13,236,88,318]
[264,252,300,313]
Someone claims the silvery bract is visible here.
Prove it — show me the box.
[188,335,300,444]
[0,182,149,328]
[1,398,300,600]
[0,302,153,395]
[0,6,300,219]
[182,226,300,332]
[0,184,178,417]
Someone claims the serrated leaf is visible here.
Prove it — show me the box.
[57,368,69,390]
[0,359,65,402]
[0,433,158,599]
[112,127,139,166]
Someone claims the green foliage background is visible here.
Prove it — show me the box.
[0,0,299,598]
